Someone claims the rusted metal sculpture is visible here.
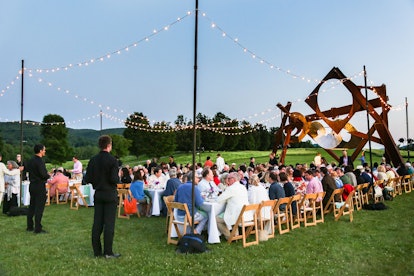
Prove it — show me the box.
[273,67,403,167]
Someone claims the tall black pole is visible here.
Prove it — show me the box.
[20,60,24,206]
[100,109,103,136]
[191,0,199,232]
[364,66,374,202]
[405,97,410,161]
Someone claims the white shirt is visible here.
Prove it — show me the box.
[148,174,167,189]
[216,156,225,173]
[198,178,220,197]
[0,163,20,193]
[216,181,250,228]
[248,184,269,204]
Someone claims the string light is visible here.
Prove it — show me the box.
[25,11,193,74]
[201,11,363,85]
[0,72,20,97]
[1,10,405,134]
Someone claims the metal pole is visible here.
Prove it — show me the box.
[100,109,103,136]
[405,97,410,161]
[191,0,199,233]
[364,66,374,202]
[20,60,24,206]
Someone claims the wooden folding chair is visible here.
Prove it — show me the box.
[257,200,277,239]
[315,191,326,224]
[395,176,403,196]
[323,188,344,215]
[300,193,317,227]
[401,175,412,193]
[289,194,302,230]
[55,183,69,204]
[334,190,355,222]
[163,195,175,233]
[273,197,291,235]
[411,174,414,190]
[69,184,89,210]
[117,183,125,189]
[167,202,199,245]
[373,180,384,203]
[117,188,139,219]
[353,184,363,211]
[227,204,260,247]
[360,183,370,205]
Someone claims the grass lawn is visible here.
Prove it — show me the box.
[116,148,386,171]
[0,191,413,275]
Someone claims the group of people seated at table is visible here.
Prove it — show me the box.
[114,152,413,242]
[157,152,414,241]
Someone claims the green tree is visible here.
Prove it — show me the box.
[110,134,131,157]
[175,115,195,152]
[220,119,240,151]
[145,121,176,158]
[253,124,271,150]
[40,114,72,165]
[237,120,256,150]
[123,112,151,157]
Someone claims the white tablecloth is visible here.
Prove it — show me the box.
[201,201,226,243]
[21,181,30,206]
[146,188,164,216]
[170,200,225,244]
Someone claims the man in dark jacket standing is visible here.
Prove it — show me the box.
[85,135,120,259]
[26,144,50,234]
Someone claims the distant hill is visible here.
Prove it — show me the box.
[0,122,125,147]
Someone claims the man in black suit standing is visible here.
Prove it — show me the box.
[85,135,120,259]
[26,144,50,234]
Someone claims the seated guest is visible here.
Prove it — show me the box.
[160,168,181,216]
[238,165,249,189]
[304,169,324,201]
[268,170,286,210]
[198,167,221,198]
[335,167,351,186]
[376,164,388,182]
[119,167,132,184]
[47,167,69,199]
[344,165,357,187]
[320,167,340,207]
[174,171,208,235]
[130,169,151,217]
[212,168,221,185]
[148,167,167,189]
[292,169,307,195]
[3,161,21,214]
[280,172,296,215]
[248,174,269,204]
[396,162,409,177]
[330,171,344,188]
[215,172,250,240]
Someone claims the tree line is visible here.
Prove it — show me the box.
[0,112,315,165]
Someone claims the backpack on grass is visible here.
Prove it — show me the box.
[176,234,208,254]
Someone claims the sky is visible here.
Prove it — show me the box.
[1,0,414,149]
